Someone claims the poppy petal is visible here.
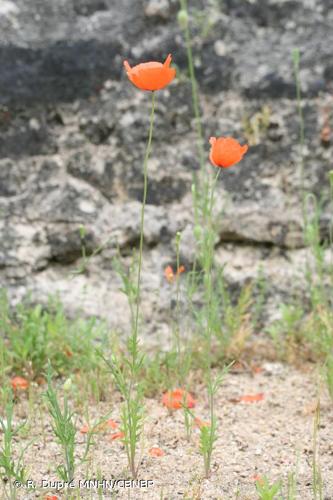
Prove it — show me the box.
[149,447,165,457]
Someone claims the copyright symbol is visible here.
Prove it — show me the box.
[13,480,22,488]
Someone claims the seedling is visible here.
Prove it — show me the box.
[0,390,29,500]
[199,365,231,478]
[44,363,94,483]
[255,476,282,500]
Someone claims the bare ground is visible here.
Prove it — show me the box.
[7,361,333,500]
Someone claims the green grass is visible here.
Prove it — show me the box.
[0,292,108,382]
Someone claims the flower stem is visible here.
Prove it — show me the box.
[180,0,205,173]
[292,48,305,199]
[132,91,156,360]
[205,170,220,350]
[179,0,210,309]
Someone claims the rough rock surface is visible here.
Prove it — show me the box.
[0,0,332,342]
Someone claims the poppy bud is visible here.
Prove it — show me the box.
[175,231,182,243]
[79,225,86,239]
[329,170,333,188]
[193,225,202,241]
[63,378,72,393]
[177,9,188,30]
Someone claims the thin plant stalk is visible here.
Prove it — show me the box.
[100,91,156,479]
[312,399,323,500]
[329,171,333,291]
[200,169,225,478]
[174,231,183,383]
[132,90,156,363]
[292,48,305,198]
[178,0,211,288]
[179,0,205,172]
[204,170,221,359]
[127,90,156,477]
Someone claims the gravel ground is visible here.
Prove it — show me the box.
[7,362,333,500]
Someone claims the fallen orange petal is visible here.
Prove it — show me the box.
[193,417,210,429]
[239,393,264,403]
[110,431,125,441]
[176,265,185,275]
[162,388,196,410]
[44,496,59,500]
[106,419,118,430]
[149,447,165,457]
[64,347,73,358]
[11,376,29,391]
[164,265,185,283]
[80,419,118,434]
[251,474,264,485]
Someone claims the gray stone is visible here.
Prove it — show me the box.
[0,0,332,342]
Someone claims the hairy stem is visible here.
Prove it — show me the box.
[133,91,156,361]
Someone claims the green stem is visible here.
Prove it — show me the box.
[65,447,73,482]
[330,172,333,288]
[179,0,210,292]
[205,170,221,349]
[125,91,155,479]
[292,48,305,200]
[204,171,220,478]
[132,91,156,359]
[179,0,205,172]
[175,232,182,382]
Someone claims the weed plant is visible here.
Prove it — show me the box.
[0,391,29,500]
[44,364,94,483]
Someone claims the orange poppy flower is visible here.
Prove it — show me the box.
[164,265,185,283]
[44,496,58,500]
[11,376,29,391]
[110,431,125,440]
[252,474,265,486]
[177,265,185,275]
[106,419,118,430]
[162,388,196,409]
[124,54,176,91]
[164,265,174,282]
[209,137,248,168]
[149,446,165,457]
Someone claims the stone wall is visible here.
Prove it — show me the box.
[0,0,332,344]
